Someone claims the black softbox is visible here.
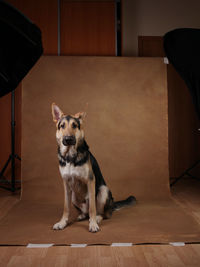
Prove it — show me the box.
[0,0,43,97]
[164,28,200,119]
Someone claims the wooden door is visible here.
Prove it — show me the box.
[60,1,116,55]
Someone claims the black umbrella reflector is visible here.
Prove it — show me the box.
[0,0,43,97]
[164,28,200,119]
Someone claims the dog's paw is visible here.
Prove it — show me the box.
[77,213,87,221]
[89,220,100,233]
[96,215,103,224]
[53,219,67,230]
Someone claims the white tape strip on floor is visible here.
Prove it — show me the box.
[70,244,87,248]
[27,243,54,248]
[169,242,185,247]
[111,243,133,247]
[26,242,186,248]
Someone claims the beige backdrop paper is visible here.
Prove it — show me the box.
[0,56,200,245]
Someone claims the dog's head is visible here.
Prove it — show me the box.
[52,103,86,154]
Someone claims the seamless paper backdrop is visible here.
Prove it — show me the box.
[0,56,200,245]
[22,56,169,202]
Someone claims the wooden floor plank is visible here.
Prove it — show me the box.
[160,246,185,267]
[0,245,200,267]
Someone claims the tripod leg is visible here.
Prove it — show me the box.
[0,155,12,177]
[170,160,200,187]
[15,154,21,161]
[170,174,184,187]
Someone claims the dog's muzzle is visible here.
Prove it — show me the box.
[62,135,76,146]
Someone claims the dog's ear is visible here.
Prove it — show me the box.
[52,103,64,123]
[74,111,86,124]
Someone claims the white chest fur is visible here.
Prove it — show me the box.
[59,163,89,181]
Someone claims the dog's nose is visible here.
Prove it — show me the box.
[62,136,76,146]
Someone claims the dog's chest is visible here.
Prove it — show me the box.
[59,163,89,181]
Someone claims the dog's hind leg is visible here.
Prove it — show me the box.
[53,180,71,230]
[97,185,113,221]
[77,213,87,221]
[96,185,110,223]
[76,202,88,221]
[72,192,89,221]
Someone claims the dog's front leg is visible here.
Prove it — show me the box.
[53,179,71,230]
[88,178,99,233]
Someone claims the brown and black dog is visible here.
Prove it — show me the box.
[52,103,136,233]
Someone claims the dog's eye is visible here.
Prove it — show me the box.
[61,123,65,129]
[72,122,77,129]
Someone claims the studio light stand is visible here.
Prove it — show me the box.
[0,90,21,192]
[0,1,43,192]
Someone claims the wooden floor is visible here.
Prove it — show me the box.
[0,177,200,267]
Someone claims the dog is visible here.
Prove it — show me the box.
[51,103,136,233]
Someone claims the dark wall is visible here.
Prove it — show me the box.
[138,36,200,179]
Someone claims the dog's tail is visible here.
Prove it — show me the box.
[112,195,136,211]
